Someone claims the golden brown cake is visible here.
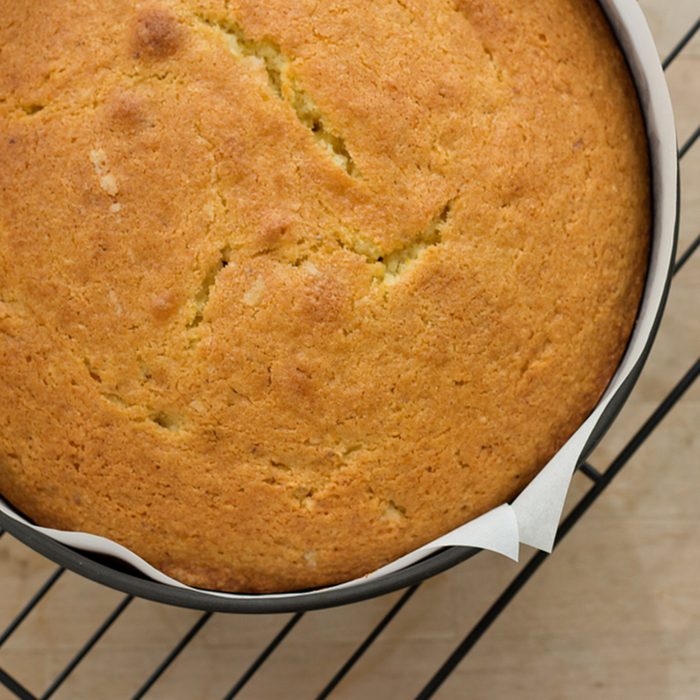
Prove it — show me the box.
[0,0,649,592]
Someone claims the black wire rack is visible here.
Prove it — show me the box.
[1,14,698,700]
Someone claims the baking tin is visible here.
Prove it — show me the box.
[0,0,678,613]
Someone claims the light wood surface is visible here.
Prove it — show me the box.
[1,2,698,698]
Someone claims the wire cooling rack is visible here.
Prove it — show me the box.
[0,15,698,700]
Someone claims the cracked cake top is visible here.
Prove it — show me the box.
[0,0,649,592]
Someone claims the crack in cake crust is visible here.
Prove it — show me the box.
[197,14,357,175]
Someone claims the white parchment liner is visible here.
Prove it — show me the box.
[0,0,677,600]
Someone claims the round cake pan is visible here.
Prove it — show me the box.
[0,0,678,614]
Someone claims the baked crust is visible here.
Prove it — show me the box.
[0,0,649,592]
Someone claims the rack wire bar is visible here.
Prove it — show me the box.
[131,612,213,700]
[675,232,700,274]
[679,125,700,159]
[415,356,700,699]
[222,612,305,700]
[578,462,603,481]
[662,17,700,69]
[39,596,134,700]
[0,668,35,700]
[0,568,65,649]
[314,585,421,700]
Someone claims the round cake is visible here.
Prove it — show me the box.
[0,0,649,592]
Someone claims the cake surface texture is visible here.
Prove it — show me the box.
[0,0,649,592]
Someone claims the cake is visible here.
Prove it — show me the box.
[0,0,649,593]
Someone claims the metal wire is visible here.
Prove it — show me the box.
[131,612,213,700]
[679,125,700,159]
[0,13,697,700]
[662,17,699,69]
[675,232,700,274]
[222,613,305,700]
[0,669,35,700]
[0,569,65,649]
[314,585,421,700]
[578,462,603,481]
[39,596,134,700]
